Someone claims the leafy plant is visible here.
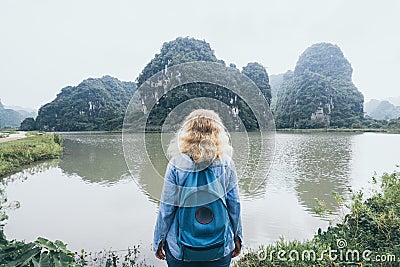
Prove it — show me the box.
[0,231,77,267]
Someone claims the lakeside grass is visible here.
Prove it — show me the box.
[0,133,62,178]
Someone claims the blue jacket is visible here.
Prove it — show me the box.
[153,153,243,260]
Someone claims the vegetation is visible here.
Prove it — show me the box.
[0,231,151,267]
[0,134,62,177]
[19,117,36,131]
[274,43,364,129]
[33,76,136,131]
[0,233,77,267]
[236,170,400,266]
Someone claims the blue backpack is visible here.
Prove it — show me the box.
[177,166,231,261]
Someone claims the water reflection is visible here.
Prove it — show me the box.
[59,132,276,203]
[231,132,275,199]
[292,133,353,213]
[1,160,60,186]
[59,133,130,184]
[132,131,276,203]
[57,132,354,215]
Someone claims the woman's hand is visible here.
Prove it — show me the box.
[155,241,165,260]
[232,238,242,258]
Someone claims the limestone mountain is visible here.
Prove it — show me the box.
[136,37,224,87]
[135,37,271,131]
[365,99,400,120]
[364,99,381,115]
[269,71,292,109]
[274,43,364,128]
[34,76,136,131]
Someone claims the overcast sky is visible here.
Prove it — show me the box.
[1,0,399,110]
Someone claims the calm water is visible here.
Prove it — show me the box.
[2,132,400,266]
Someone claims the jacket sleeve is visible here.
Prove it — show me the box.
[152,163,178,251]
[225,161,243,243]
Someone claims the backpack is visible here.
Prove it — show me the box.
[177,166,231,261]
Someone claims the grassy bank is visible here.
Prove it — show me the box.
[235,170,400,267]
[0,133,62,178]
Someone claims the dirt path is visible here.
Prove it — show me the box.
[0,131,27,143]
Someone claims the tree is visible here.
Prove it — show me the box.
[19,117,36,131]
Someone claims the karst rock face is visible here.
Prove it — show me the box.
[135,37,271,131]
[274,43,364,129]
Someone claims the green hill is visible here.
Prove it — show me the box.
[34,76,136,131]
[274,43,364,128]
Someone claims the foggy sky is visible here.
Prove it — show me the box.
[1,0,399,110]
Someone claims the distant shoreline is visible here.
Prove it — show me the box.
[50,128,400,134]
[276,128,400,134]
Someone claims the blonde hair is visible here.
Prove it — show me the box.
[168,109,232,163]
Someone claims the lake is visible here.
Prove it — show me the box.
[2,131,400,266]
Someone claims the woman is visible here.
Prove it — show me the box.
[153,109,242,267]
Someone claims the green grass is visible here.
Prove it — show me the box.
[0,134,62,178]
